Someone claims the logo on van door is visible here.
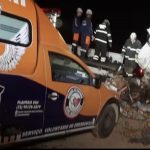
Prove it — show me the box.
[0,85,5,103]
[64,87,84,119]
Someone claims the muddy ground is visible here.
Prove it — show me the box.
[20,115,150,149]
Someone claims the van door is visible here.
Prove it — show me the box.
[44,52,101,136]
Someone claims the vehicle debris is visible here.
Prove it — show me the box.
[90,61,150,121]
[105,73,150,120]
[69,45,150,120]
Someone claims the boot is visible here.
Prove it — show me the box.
[80,51,86,59]
[71,45,76,54]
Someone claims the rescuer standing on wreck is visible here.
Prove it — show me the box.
[122,32,142,77]
[93,19,112,63]
[80,9,93,58]
[71,8,83,56]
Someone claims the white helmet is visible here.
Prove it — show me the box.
[86,9,93,15]
[130,32,137,40]
[77,8,83,13]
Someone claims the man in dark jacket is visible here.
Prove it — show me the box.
[71,8,83,56]
[122,32,142,77]
[80,9,93,58]
[93,19,112,63]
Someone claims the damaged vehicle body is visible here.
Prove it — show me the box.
[82,48,150,121]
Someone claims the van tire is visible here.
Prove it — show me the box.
[93,104,118,138]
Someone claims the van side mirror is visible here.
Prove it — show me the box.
[93,76,101,89]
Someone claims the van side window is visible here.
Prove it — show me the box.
[49,53,90,85]
[0,11,32,47]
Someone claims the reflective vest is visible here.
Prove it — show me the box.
[122,38,142,62]
[94,23,112,45]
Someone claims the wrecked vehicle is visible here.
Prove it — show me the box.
[76,47,150,121]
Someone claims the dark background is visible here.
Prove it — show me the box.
[35,0,150,53]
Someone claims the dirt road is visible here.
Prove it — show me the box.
[21,115,150,149]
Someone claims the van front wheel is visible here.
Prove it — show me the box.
[93,104,117,138]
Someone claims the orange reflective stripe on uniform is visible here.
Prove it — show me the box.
[73,33,79,42]
[85,36,91,45]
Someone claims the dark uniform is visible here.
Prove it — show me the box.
[80,18,93,57]
[71,16,82,55]
[122,38,142,76]
[93,23,112,62]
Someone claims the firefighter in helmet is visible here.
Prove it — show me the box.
[93,19,112,63]
[122,32,142,77]
[71,7,83,56]
[80,9,93,58]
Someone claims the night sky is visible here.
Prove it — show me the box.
[35,0,150,53]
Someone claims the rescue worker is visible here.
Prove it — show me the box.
[71,8,83,56]
[93,19,112,63]
[80,9,93,58]
[122,32,142,77]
